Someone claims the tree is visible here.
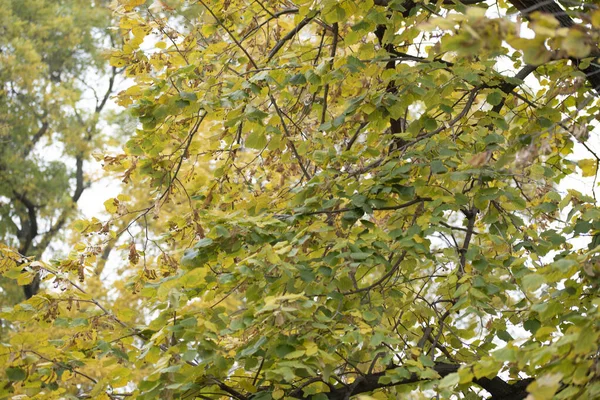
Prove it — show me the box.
[1,0,600,399]
[0,0,118,300]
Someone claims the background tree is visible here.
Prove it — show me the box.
[1,0,600,399]
[0,0,119,299]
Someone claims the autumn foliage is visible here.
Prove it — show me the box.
[2,0,600,399]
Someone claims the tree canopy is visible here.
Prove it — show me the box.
[1,0,600,399]
[0,0,118,300]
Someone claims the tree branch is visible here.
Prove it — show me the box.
[400,88,479,149]
[491,64,538,113]
[22,121,49,158]
[267,13,317,63]
[346,121,369,151]
[269,94,312,181]
[506,0,600,94]
[240,8,299,43]
[295,362,531,400]
[458,207,478,276]
[198,0,258,69]
[96,66,117,113]
[300,197,431,217]
[373,0,487,7]
[320,22,338,125]
[13,190,38,256]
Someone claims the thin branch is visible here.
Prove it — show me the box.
[96,66,118,113]
[346,121,368,151]
[374,0,487,5]
[24,349,97,384]
[341,250,407,295]
[300,197,431,217]
[269,94,312,180]
[240,9,299,43]
[199,0,258,69]
[491,64,538,114]
[407,88,479,146]
[439,221,479,234]
[266,14,317,63]
[211,379,248,400]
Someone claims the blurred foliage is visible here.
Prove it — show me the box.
[0,0,118,300]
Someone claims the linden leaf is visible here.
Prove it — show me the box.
[578,158,597,177]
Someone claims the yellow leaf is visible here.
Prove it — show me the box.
[304,342,318,356]
[561,30,592,59]
[121,0,146,12]
[526,373,562,399]
[104,198,118,214]
[592,10,600,28]
[578,158,597,177]
[61,370,73,381]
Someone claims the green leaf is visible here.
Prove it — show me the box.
[6,367,26,381]
[438,372,459,388]
[486,90,503,106]
[289,73,307,85]
[496,330,513,342]
[524,318,541,334]
[522,274,545,292]
[431,160,447,174]
[246,130,268,149]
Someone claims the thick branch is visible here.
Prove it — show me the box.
[13,190,38,255]
[374,0,487,6]
[300,197,431,217]
[296,362,531,400]
[320,22,338,124]
[508,0,574,27]
[506,0,600,94]
[491,64,538,113]
[24,155,87,298]
[458,207,478,276]
[22,121,49,158]
[72,155,85,202]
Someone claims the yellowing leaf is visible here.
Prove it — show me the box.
[578,158,597,177]
[561,30,592,59]
[104,198,118,214]
[121,0,147,11]
[592,10,600,28]
[526,373,562,400]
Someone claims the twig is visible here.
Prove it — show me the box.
[199,0,258,69]
[346,122,368,151]
[269,94,312,180]
[266,13,317,62]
